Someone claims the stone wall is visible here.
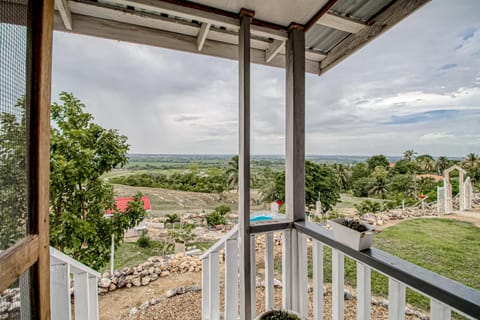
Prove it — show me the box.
[98,253,202,294]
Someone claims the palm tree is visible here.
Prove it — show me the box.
[416,154,435,173]
[225,155,238,191]
[332,163,350,191]
[403,149,417,161]
[436,156,450,175]
[464,153,479,167]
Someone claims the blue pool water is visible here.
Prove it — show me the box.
[250,215,273,222]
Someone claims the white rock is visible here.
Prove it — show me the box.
[99,278,111,288]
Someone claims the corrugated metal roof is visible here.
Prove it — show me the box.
[306,24,349,52]
[330,0,394,22]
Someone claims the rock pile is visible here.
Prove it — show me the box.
[0,288,20,320]
[98,253,202,294]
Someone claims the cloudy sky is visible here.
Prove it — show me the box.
[51,0,480,157]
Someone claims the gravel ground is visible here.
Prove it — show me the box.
[125,287,426,320]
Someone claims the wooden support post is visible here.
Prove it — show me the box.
[285,23,305,315]
[388,279,406,320]
[356,262,371,320]
[285,24,305,223]
[225,238,238,319]
[265,232,274,311]
[30,1,54,318]
[238,8,254,320]
[312,241,324,320]
[332,249,344,320]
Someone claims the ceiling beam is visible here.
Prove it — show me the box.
[54,13,321,74]
[103,0,288,41]
[67,1,270,50]
[197,22,210,51]
[265,39,284,63]
[317,13,366,34]
[55,0,72,30]
[320,0,430,75]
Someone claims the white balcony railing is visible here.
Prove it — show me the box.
[201,222,480,320]
[50,247,100,320]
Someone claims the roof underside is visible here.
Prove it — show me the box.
[52,0,430,75]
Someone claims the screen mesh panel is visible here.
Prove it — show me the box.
[0,0,29,252]
[0,269,32,319]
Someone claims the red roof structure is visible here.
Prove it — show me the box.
[104,195,151,216]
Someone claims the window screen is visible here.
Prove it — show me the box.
[0,0,29,252]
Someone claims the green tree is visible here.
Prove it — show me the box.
[0,98,27,250]
[273,161,340,212]
[225,155,238,191]
[332,163,351,191]
[49,92,145,270]
[366,155,389,172]
[416,154,435,173]
[436,156,450,175]
[369,166,389,198]
[403,149,418,161]
[350,162,369,183]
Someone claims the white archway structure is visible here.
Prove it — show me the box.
[437,165,473,214]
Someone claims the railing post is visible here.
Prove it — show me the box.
[298,233,308,318]
[356,262,371,320]
[265,232,274,311]
[332,249,344,320]
[282,229,292,310]
[312,241,324,320]
[209,252,220,320]
[430,299,451,320]
[202,257,210,319]
[74,272,91,320]
[225,238,238,319]
[388,279,406,320]
[88,275,99,320]
[50,259,71,320]
[250,234,256,319]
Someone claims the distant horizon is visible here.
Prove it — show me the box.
[127,153,466,160]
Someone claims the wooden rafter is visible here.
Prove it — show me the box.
[55,0,72,30]
[54,13,322,74]
[317,13,366,34]
[265,39,284,63]
[197,22,210,51]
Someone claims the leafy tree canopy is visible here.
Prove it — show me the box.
[366,154,389,172]
[49,92,145,270]
[273,161,340,212]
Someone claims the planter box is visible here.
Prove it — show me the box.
[256,310,304,320]
[330,219,375,251]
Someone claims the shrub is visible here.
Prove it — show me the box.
[205,211,226,226]
[354,200,382,215]
[215,204,231,216]
[137,231,151,248]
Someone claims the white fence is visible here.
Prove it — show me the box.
[50,247,100,320]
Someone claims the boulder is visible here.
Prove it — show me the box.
[99,278,111,288]
[141,276,151,286]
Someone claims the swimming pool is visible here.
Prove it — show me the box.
[250,215,273,222]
